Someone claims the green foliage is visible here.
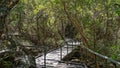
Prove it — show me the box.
[2,61,13,68]
[33,5,45,14]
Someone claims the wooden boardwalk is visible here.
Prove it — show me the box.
[35,39,87,68]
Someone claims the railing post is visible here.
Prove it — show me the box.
[43,45,47,68]
[114,64,117,68]
[60,44,62,60]
[96,62,100,68]
[67,42,68,55]
[72,40,73,50]
[114,64,120,68]
[81,46,83,60]
[85,48,87,63]
[95,54,97,68]
[67,42,69,65]
[95,54,99,68]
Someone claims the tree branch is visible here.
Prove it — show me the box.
[62,1,89,47]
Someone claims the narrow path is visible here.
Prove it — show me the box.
[35,39,82,68]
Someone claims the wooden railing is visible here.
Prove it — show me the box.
[79,43,120,68]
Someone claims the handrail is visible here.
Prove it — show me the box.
[80,44,120,65]
[4,34,120,66]
[62,39,120,67]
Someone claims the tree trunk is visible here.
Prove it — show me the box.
[0,17,5,38]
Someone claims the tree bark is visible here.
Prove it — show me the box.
[62,1,89,47]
